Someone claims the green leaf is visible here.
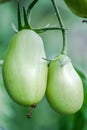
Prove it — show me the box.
[74,67,86,80]
[59,115,73,130]
[73,67,87,129]
[74,66,87,107]
[72,111,85,130]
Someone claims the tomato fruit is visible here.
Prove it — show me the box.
[46,54,84,114]
[3,29,48,106]
[64,0,87,18]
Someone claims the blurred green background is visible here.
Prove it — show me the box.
[0,0,87,130]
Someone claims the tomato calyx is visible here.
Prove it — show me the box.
[50,54,71,67]
[27,104,37,119]
[58,55,71,67]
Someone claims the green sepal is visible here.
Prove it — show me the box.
[17,2,23,31]
[23,7,31,29]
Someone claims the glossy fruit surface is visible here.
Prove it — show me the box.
[46,54,84,114]
[64,0,87,18]
[3,29,48,106]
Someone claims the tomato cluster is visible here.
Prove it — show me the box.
[2,0,84,117]
[2,29,84,115]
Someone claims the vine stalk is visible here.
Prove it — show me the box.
[27,0,39,15]
[33,27,66,33]
[51,0,67,55]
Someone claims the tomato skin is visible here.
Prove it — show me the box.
[3,29,48,106]
[64,0,87,18]
[46,55,84,114]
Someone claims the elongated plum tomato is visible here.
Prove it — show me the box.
[46,55,84,114]
[3,29,48,106]
[64,0,87,18]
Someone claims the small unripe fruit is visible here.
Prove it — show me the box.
[64,0,87,18]
[46,55,84,114]
[3,29,48,106]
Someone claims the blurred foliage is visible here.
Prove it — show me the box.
[0,0,10,3]
[0,0,87,130]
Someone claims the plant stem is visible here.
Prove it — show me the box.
[27,0,39,15]
[33,27,66,33]
[17,2,22,31]
[27,0,39,28]
[51,0,67,55]
[23,7,31,29]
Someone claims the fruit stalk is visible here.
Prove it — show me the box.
[27,0,39,15]
[51,0,67,55]
[33,27,66,33]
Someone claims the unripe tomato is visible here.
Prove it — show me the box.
[64,0,87,18]
[3,29,48,106]
[46,55,84,114]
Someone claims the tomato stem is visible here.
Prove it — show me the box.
[27,0,39,15]
[23,7,31,29]
[51,0,67,55]
[17,3,31,31]
[17,2,22,31]
[33,27,67,33]
[27,0,39,26]
[17,0,39,31]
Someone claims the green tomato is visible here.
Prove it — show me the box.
[3,29,48,106]
[64,0,87,18]
[46,54,84,114]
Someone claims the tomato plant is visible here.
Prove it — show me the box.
[0,0,86,123]
[64,0,87,18]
